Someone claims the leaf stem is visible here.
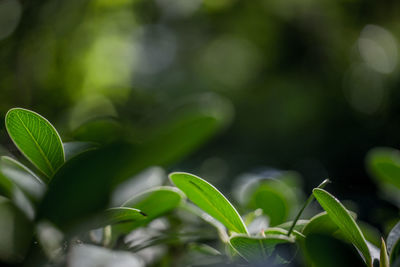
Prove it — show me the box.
[287,178,331,236]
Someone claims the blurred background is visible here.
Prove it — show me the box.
[1,0,400,230]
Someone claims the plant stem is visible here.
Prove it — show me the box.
[287,179,331,236]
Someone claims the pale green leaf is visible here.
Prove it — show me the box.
[92,207,147,229]
[387,221,400,264]
[229,234,294,261]
[170,172,247,234]
[5,108,64,179]
[313,188,372,266]
[121,186,184,230]
[381,237,390,267]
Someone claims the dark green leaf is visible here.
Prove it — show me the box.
[5,108,64,179]
[304,233,366,267]
[170,172,247,234]
[38,144,129,231]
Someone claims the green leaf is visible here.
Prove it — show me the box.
[63,142,97,161]
[121,186,184,230]
[170,172,247,234]
[229,234,294,261]
[367,147,400,190]
[38,144,129,231]
[0,197,33,264]
[92,207,147,229]
[304,233,366,267]
[387,221,400,264]
[302,212,340,236]
[381,237,390,267]
[313,188,372,266]
[248,181,291,226]
[5,108,64,179]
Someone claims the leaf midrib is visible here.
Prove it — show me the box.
[188,180,245,233]
[16,112,54,176]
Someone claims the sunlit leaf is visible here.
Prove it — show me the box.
[313,188,372,266]
[170,172,247,234]
[381,238,390,267]
[5,108,64,179]
[229,234,294,261]
[92,207,147,229]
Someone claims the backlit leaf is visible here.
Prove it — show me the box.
[170,172,247,234]
[313,188,372,266]
[5,108,64,179]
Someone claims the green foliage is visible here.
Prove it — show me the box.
[367,147,400,190]
[5,108,64,179]
[229,234,294,261]
[381,238,390,267]
[170,172,248,234]
[0,107,399,266]
[387,221,400,265]
[313,188,372,266]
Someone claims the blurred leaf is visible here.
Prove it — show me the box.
[63,142,97,161]
[111,167,165,206]
[5,108,64,179]
[120,186,184,230]
[92,207,147,229]
[367,147,400,190]
[277,220,308,232]
[117,96,232,182]
[229,234,294,261]
[381,238,390,267]
[72,118,123,144]
[313,188,372,266]
[387,220,400,264]
[37,143,129,231]
[0,171,13,199]
[0,156,45,201]
[0,197,33,264]
[304,233,365,267]
[248,181,289,226]
[170,172,247,234]
[302,212,340,236]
